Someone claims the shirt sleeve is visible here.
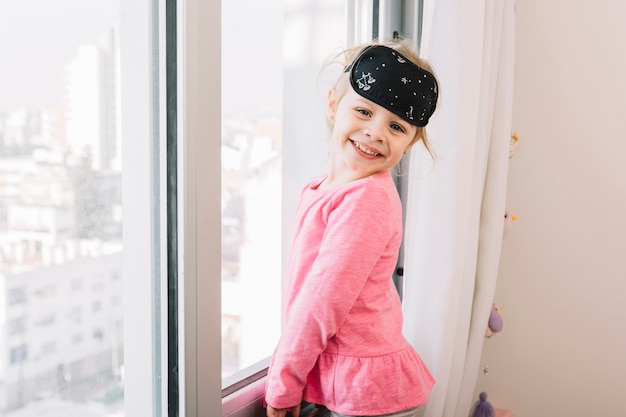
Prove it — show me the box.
[265,182,398,408]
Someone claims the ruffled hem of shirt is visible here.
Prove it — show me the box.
[303,344,435,416]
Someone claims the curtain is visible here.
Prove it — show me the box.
[401,1,515,417]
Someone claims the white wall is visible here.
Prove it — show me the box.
[475,1,626,416]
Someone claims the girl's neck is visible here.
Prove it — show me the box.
[319,170,387,190]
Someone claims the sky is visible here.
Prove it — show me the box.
[0,0,282,117]
[0,0,119,112]
[221,0,283,116]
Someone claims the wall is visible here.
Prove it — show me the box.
[475,1,626,416]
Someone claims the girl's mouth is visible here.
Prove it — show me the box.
[351,140,382,157]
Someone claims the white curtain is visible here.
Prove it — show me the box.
[401,1,516,417]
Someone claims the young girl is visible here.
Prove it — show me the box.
[265,40,439,417]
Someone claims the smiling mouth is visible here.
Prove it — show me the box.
[351,140,382,157]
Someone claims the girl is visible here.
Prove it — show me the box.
[265,40,439,417]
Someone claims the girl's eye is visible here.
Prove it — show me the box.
[356,108,371,117]
[390,123,406,133]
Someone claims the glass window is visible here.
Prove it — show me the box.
[0,1,125,415]
[219,1,421,413]
[220,0,284,385]
[219,0,349,396]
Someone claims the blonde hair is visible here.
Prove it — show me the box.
[322,39,439,159]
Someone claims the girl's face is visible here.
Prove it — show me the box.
[327,87,418,184]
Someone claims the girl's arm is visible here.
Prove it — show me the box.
[265,183,397,408]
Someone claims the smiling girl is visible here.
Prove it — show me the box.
[265,41,439,417]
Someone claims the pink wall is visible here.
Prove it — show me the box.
[475,1,626,416]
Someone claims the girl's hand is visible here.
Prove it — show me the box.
[266,403,301,417]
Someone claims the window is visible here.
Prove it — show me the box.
[7,288,26,306]
[10,345,28,365]
[220,0,284,385]
[0,1,124,415]
[219,1,424,414]
[220,0,349,412]
[8,317,26,336]
[0,1,425,416]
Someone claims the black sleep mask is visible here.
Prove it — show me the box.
[345,45,438,127]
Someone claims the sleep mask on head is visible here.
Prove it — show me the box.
[344,45,438,127]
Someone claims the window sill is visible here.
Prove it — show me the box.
[222,375,266,417]
[223,376,330,417]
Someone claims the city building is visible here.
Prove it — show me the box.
[0,27,123,413]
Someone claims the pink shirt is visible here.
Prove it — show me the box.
[265,171,434,415]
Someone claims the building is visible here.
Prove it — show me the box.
[0,249,123,411]
[64,30,119,172]
[0,153,122,412]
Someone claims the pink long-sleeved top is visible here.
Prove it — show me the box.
[265,171,434,416]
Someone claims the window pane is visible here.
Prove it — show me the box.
[221,0,283,382]
[0,2,124,416]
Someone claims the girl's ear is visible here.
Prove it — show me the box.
[327,88,337,122]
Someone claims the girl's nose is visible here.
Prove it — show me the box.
[364,121,386,143]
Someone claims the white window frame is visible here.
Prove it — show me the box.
[120,0,163,414]
[178,0,222,415]
[122,0,223,414]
